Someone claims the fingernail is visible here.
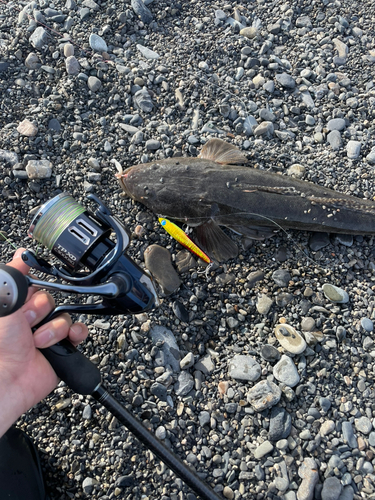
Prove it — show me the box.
[24,309,37,325]
[34,328,54,348]
[71,324,83,335]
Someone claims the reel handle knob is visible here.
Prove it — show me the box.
[0,265,29,317]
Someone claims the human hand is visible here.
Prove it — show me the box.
[0,248,89,437]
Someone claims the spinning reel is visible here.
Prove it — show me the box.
[0,193,221,500]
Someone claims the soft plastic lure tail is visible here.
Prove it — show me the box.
[158,218,212,264]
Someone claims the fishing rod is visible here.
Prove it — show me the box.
[0,192,222,500]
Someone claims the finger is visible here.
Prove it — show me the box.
[7,247,30,275]
[33,313,72,349]
[22,290,56,327]
[67,323,89,346]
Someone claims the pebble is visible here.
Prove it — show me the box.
[274,324,307,354]
[275,73,296,89]
[89,33,107,52]
[65,55,80,75]
[253,441,273,459]
[269,407,292,441]
[145,139,160,150]
[297,458,319,500]
[228,355,261,382]
[247,380,281,411]
[309,232,330,251]
[327,130,342,150]
[131,0,153,24]
[29,27,48,49]
[260,344,280,362]
[172,300,189,323]
[361,317,373,332]
[25,160,52,179]
[327,118,346,131]
[151,326,180,372]
[321,477,342,500]
[63,43,74,57]
[272,269,291,287]
[25,52,40,69]
[354,416,372,434]
[320,420,335,437]
[240,27,258,39]
[144,244,181,295]
[17,119,38,137]
[174,371,194,396]
[366,149,375,164]
[0,149,19,166]
[322,284,349,304]
[134,89,154,113]
[273,355,300,387]
[346,140,361,159]
[87,76,102,92]
[137,44,160,59]
[256,294,273,314]
[342,421,358,449]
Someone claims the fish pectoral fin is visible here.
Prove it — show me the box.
[224,223,277,240]
[192,220,238,262]
[198,138,248,165]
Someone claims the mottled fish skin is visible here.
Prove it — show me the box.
[116,139,375,260]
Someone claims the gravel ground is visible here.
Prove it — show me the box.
[1,0,375,499]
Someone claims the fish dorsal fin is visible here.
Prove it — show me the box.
[192,220,238,262]
[198,138,248,165]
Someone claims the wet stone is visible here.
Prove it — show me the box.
[260,344,281,362]
[247,380,281,411]
[228,354,261,382]
[269,407,292,441]
[273,355,300,387]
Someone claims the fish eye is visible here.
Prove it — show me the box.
[161,219,166,226]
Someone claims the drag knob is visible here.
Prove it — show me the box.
[0,265,29,317]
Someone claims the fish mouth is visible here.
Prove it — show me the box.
[115,168,135,198]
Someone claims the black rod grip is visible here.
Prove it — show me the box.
[40,339,101,395]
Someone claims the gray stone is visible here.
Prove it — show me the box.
[25,52,40,69]
[297,458,319,500]
[366,149,375,164]
[29,27,48,49]
[296,16,312,28]
[275,73,296,89]
[254,121,274,137]
[26,160,52,179]
[319,397,332,412]
[253,441,273,459]
[87,76,102,92]
[89,34,107,52]
[339,486,354,500]
[82,477,98,495]
[65,56,80,75]
[144,245,181,295]
[198,411,210,427]
[361,317,373,332]
[174,370,194,396]
[134,89,153,113]
[342,421,357,448]
[247,380,281,411]
[346,140,361,159]
[327,118,346,131]
[354,416,372,434]
[48,118,61,132]
[131,0,153,23]
[269,407,292,441]
[256,294,273,314]
[145,139,160,150]
[309,232,330,251]
[194,354,214,374]
[228,355,261,382]
[151,325,180,372]
[136,44,160,59]
[327,130,342,150]
[260,344,281,362]
[0,150,19,166]
[322,284,349,304]
[272,269,291,287]
[273,355,300,387]
[321,477,342,500]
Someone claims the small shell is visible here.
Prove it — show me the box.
[274,323,306,355]
[110,158,123,174]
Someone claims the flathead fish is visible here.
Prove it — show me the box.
[115,138,375,261]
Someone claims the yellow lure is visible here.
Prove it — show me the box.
[158,218,211,264]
